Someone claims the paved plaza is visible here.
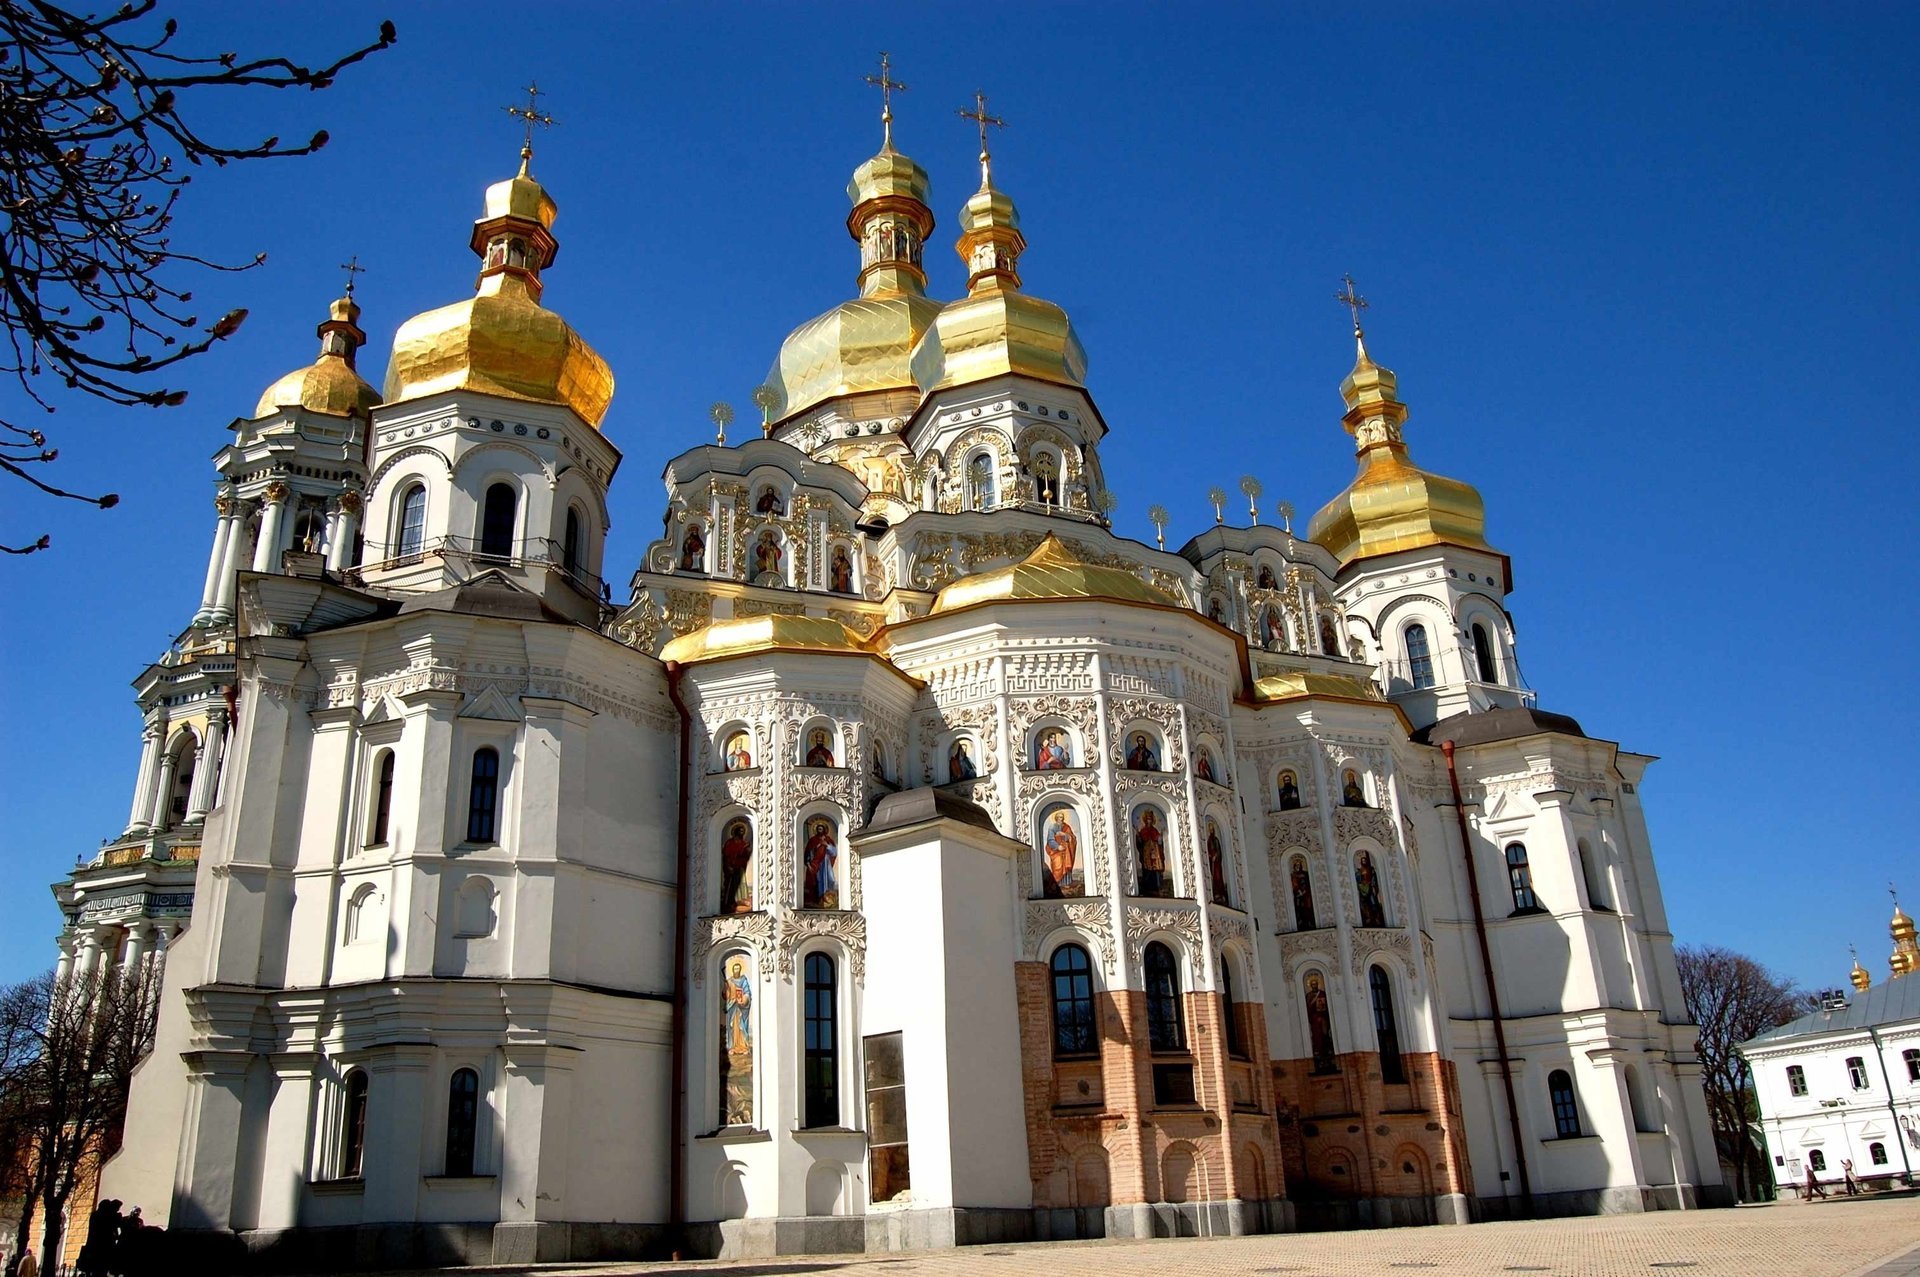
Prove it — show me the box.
[444,1196,1920,1277]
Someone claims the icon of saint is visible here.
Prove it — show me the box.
[804,816,838,909]
[1036,728,1070,771]
[681,523,706,572]
[1135,807,1169,897]
[719,818,753,914]
[948,738,976,782]
[1195,746,1217,784]
[1257,564,1277,590]
[724,732,753,772]
[805,728,834,768]
[755,486,783,516]
[1261,608,1284,649]
[1207,820,1229,903]
[1306,972,1337,1074]
[1126,732,1160,771]
[1290,857,1316,929]
[1355,849,1386,928]
[1043,809,1081,898]
[830,545,854,594]
[1342,769,1368,808]
[754,531,782,578]
[1277,770,1302,810]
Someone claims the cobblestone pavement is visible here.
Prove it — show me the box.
[484,1196,1920,1277]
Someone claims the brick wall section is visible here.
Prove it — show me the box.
[1271,1049,1473,1202]
[1015,962,1285,1208]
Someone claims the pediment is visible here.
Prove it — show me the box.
[458,683,522,722]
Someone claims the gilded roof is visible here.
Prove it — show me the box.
[659,614,874,666]
[932,533,1175,614]
[910,285,1087,394]
[1251,671,1384,704]
[765,290,944,421]
[384,272,614,428]
[254,351,379,420]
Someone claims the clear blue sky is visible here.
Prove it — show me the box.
[2,3,1914,993]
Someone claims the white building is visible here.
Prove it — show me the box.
[1741,909,1920,1195]
[73,115,1724,1268]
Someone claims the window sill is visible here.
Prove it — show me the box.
[696,1126,770,1144]
[792,1125,865,1141]
[1546,1133,1599,1143]
[310,1177,365,1195]
[1053,1052,1101,1064]
[422,1174,495,1190]
[1506,905,1550,919]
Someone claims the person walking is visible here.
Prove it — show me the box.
[1842,1158,1861,1195]
[1805,1164,1829,1199]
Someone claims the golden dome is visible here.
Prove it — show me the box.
[932,533,1175,614]
[910,169,1087,395]
[660,614,873,666]
[1850,956,1872,992]
[382,158,613,428]
[253,295,380,420]
[1892,901,1919,977]
[1252,671,1385,704]
[1307,333,1491,569]
[763,142,938,424]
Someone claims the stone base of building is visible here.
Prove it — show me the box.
[167,1220,679,1273]
[1478,1181,1729,1219]
[1293,1192,1472,1230]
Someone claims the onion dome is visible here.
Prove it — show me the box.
[252,294,380,419]
[660,614,872,666]
[1850,951,1872,992]
[1892,900,1919,978]
[762,134,940,424]
[1306,328,1490,569]
[910,143,1086,395]
[382,154,614,428]
[932,533,1173,613]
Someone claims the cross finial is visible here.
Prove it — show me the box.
[1336,273,1370,338]
[504,81,557,173]
[957,90,1007,185]
[338,255,366,298]
[863,52,908,149]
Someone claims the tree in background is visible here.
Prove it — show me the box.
[0,0,396,554]
[1676,943,1812,1202]
[0,964,161,1276]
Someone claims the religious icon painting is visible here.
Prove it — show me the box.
[1035,727,1071,771]
[1132,803,1172,898]
[1319,613,1342,657]
[719,953,753,1126]
[1039,803,1084,899]
[830,544,855,594]
[1342,768,1369,808]
[753,531,782,579]
[1354,849,1387,928]
[1289,855,1317,930]
[871,736,889,783]
[1257,564,1278,590]
[1277,769,1303,810]
[803,815,839,910]
[1305,970,1337,1074]
[1195,745,1219,785]
[1124,730,1161,772]
[754,484,784,516]
[947,736,977,783]
[680,523,707,572]
[1206,818,1230,904]
[718,817,754,914]
[723,731,753,773]
[805,727,835,768]
[1260,608,1285,649]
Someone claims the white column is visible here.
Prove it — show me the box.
[194,496,239,625]
[212,500,253,623]
[78,933,102,978]
[123,923,148,972]
[186,712,227,822]
[325,491,362,572]
[127,719,164,833]
[251,481,290,573]
[149,747,180,833]
[54,937,74,982]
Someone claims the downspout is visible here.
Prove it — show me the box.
[665,661,693,1252]
[1442,739,1533,1214]
[1867,1025,1916,1184]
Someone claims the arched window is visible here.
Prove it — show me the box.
[802,953,839,1127]
[445,1068,479,1176]
[467,747,500,844]
[167,739,197,824]
[562,507,583,575]
[340,1069,370,1178]
[397,484,427,558]
[1050,944,1097,1058]
[1471,621,1499,683]
[1405,623,1434,690]
[1548,1069,1581,1138]
[1144,942,1185,1053]
[368,750,395,846]
[1506,842,1540,912]
[967,452,996,511]
[345,884,377,945]
[1221,956,1248,1060]
[1808,1149,1826,1172]
[1370,965,1406,1085]
[1871,1141,1889,1166]
[480,482,517,559]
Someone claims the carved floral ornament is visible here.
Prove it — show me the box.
[1023,899,1115,971]
[1122,905,1205,976]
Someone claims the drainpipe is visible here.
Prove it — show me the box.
[1442,739,1533,1215]
[665,661,693,1252]
[1867,1026,1916,1184]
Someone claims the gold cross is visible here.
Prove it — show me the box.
[1336,273,1369,336]
[957,90,1007,180]
[504,81,557,167]
[338,255,366,298]
[863,52,907,147]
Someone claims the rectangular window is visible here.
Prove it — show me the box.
[1152,1062,1196,1107]
[864,1031,909,1204]
[1786,1065,1807,1096]
[1847,1056,1869,1091]
[1905,1049,1919,1083]
[803,953,839,1127]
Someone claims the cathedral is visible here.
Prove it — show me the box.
[56,88,1725,1268]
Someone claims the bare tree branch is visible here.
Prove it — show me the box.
[0,0,395,553]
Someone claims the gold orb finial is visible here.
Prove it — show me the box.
[1147,503,1169,549]
[1207,486,1227,524]
[1240,475,1263,524]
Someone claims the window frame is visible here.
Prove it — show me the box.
[802,951,840,1128]
[444,1067,480,1176]
[1870,1141,1888,1167]
[1369,965,1406,1085]
[1143,942,1186,1054]
[479,481,518,559]
[966,450,996,512]
[1846,1055,1870,1091]
[1220,955,1248,1060]
[368,749,395,847]
[1547,1068,1582,1139]
[562,505,583,575]
[1786,1064,1807,1097]
[340,1068,370,1179]
[1905,1048,1919,1083]
[396,483,428,559]
[466,746,501,844]
[1505,842,1541,913]
[1471,621,1499,683]
[1049,944,1098,1059]
[1405,622,1435,690]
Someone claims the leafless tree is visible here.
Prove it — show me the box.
[0,0,396,554]
[1676,943,1813,1202]
[0,962,162,1276]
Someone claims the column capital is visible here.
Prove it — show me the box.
[262,479,292,505]
[336,488,363,515]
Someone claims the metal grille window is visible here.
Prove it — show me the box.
[340,1069,370,1178]
[467,747,500,843]
[1506,843,1540,912]
[1370,965,1406,1085]
[1406,623,1435,689]
[397,484,427,558]
[1786,1065,1807,1096]
[803,953,839,1127]
[1049,945,1097,1057]
[445,1068,479,1176]
[1144,942,1185,1053]
[1548,1069,1581,1138]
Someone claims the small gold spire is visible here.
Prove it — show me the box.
[504,80,557,174]
[1892,884,1919,978]
[1851,946,1872,993]
[863,52,907,151]
[957,89,1007,188]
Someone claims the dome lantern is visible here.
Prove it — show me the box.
[251,283,380,421]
